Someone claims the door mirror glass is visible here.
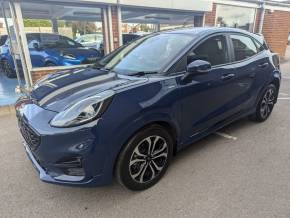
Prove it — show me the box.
[182,60,211,83]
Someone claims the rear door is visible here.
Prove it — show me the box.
[226,33,269,113]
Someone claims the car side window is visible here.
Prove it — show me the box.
[169,35,229,73]
[192,35,229,66]
[230,34,258,61]
[253,39,265,53]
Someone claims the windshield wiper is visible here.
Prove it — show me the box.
[128,71,159,77]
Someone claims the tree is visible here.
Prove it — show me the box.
[71,21,97,37]
[23,19,52,27]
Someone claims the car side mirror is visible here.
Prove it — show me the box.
[181,60,211,83]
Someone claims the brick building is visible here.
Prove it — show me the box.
[204,0,290,58]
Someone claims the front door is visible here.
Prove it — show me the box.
[176,34,237,144]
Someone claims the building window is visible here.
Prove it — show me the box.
[216,5,256,32]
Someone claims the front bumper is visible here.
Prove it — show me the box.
[17,104,113,187]
[23,141,93,185]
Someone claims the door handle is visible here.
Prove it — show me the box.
[221,73,235,81]
[258,62,269,68]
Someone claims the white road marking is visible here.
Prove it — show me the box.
[215,132,238,141]
[278,97,290,100]
[279,92,289,96]
[283,77,290,80]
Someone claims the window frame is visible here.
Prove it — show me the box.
[167,33,233,75]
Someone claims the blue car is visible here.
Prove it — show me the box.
[16,27,281,190]
[0,33,102,78]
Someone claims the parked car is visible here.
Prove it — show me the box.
[0,33,102,78]
[98,33,143,56]
[75,33,103,51]
[16,27,281,190]
[0,34,8,71]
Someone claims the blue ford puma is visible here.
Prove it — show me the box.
[16,27,281,190]
[1,33,102,78]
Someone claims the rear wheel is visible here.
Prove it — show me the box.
[249,84,277,122]
[116,125,173,191]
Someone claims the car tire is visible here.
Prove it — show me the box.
[249,84,277,122]
[2,60,16,78]
[116,125,173,191]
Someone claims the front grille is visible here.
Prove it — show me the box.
[18,118,40,151]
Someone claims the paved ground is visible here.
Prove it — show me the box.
[0,69,22,106]
[1,63,290,218]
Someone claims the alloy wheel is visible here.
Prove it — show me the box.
[260,88,275,119]
[129,135,168,184]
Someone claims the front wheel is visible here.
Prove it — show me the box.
[249,84,277,122]
[2,60,16,78]
[116,125,173,191]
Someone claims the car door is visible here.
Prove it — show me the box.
[174,34,238,144]
[27,34,45,67]
[226,33,267,114]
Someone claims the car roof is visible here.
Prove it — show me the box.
[163,27,263,42]
[26,33,61,36]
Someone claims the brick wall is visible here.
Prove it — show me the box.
[260,9,290,57]
[111,6,120,50]
[204,3,216,26]
[31,68,59,83]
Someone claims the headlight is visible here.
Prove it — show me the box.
[50,90,114,128]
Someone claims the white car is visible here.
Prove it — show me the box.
[75,33,103,50]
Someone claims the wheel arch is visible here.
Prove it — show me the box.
[112,119,179,177]
[271,77,280,91]
[271,70,281,103]
[136,120,178,154]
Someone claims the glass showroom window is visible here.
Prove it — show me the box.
[216,5,256,32]
[19,1,104,69]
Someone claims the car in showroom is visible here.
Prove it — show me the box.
[15,27,281,190]
[0,34,8,71]
[0,33,102,78]
[75,33,103,51]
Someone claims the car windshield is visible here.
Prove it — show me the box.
[100,33,194,75]
[76,34,103,43]
[36,34,80,48]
